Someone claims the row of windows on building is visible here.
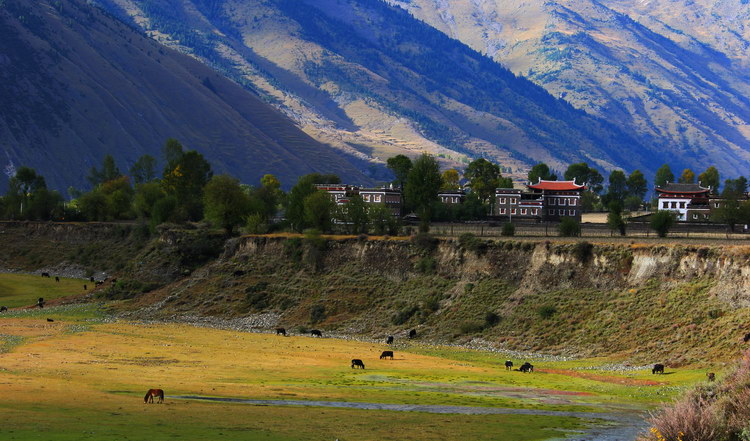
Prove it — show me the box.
[497,197,577,206]
[497,208,577,216]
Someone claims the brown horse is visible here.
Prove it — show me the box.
[144,388,164,403]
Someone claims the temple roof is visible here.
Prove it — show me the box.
[655,182,710,194]
[527,179,585,191]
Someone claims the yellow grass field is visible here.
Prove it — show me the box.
[0,305,710,441]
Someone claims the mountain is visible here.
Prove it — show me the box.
[0,0,372,192]
[386,0,750,178]
[91,0,671,182]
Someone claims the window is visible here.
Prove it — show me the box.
[550,198,556,206]
[500,198,506,204]
[569,198,575,205]
[662,202,668,208]
[521,209,527,215]
[679,201,685,208]
[715,203,720,208]
[375,195,381,203]
[569,209,575,216]
[499,208,506,215]
[532,209,538,215]
[692,214,698,219]
[560,199,567,206]
[671,201,677,209]
[549,209,555,215]
[510,198,517,205]
[511,209,517,215]
[363,195,370,202]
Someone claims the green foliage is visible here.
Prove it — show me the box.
[391,304,420,325]
[335,194,369,234]
[245,282,270,310]
[624,195,643,211]
[528,163,557,183]
[458,233,488,255]
[161,140,213,221]
[387,154,412,192]
[286,173,339,232]
[405,153,441,227]
[369,203,399,235]
[678,168,695,184]
[537,305,557,319]
[654,164,674,188]
[203,174,251,233]
[3,166,62,220]
[303,228,328,271]
[441,169,460,191]
[606,201,626,236]
[411,233,438,254]
[698,166,720,192]
[558,217,581,237]
[245,214,268,234]
[626,170,648,200]
[310,304,327,323]
[416,256,437,274]
[283,237,304,264]
[501,223,515,237]
[564,162,603,194]
[130,155,157,185]
[87,154,122,187]
[303,191,336,233]
[572,241,594,263]
[464,158,501,205]
[484,311,501,327]
[650,210,676,237]
[458,320,485,334]
[605,170,627,205]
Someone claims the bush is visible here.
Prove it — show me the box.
[459,233,488,255]
[391,305,420,325]
[484,312,501,327]
[304,229,327,271]
[572,241,594,263]
[416,256,437,274]
[537,305,557,319]
[283,238,304,264]
[458,320,485,335]
[501,223,515,236]
[245,214,268,234]
[310,304,326,324]
[651,211,676,237]
[411,232,438,254]
[558,217,581,237]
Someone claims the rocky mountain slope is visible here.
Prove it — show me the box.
[92,0,670,180]
[0,0,371,192]
[387,0,750,178]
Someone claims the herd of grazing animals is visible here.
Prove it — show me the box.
[1,273,744,404]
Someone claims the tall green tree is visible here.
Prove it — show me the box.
[204,175,251,234]
[564,162,603,194]
[304,190,336,233]
[654,164,674,188]
[440,169,460,191]
[626,169,648,200]
[161,146,212,221]
[87,154,122,187]
[651,210,676,237]
[698,166,720,193]
[286,173,339,232]
[4,167,60,220]
[387,155,413,191]
[464,158,501,205]
[605,170,627,205]
[606,201,626,236]
[336,195,369,234]
[405,154,442,228]
[527,162,557,183]
[678,168,695,184]
[130,155,157,185]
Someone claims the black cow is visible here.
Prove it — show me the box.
[744,332,750,343]
[0,306,7,312]
[37,297,45,308]
[351,359,365,369]
[90,276,95,283]
[519,362,534,373]
[408,329,417,339]
[707,372,716,382]
[83,285,87,291]
[55,276,60,283]
[505,360,513,370]
[46,318,54,322]
[380,351,394,360]
[652,364,665,374]
[310,329,322,337]
[275,328,286,336]
[386,336,394,345]
[41,272,50,278]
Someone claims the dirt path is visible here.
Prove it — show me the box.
[173,395,647,440]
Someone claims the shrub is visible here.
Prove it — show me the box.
[458,233,487,255]
[283,237,303,264]
[558,217,581,237]
[458,321,485,334]
[391,305,419,325]
[501,223,515,236]
[411,232,438,254]
[304,229,327,271]
[416,256,437,274]
[310,304,326,324]
[572,241,594,263]
[537,305,557,319]
[484,312,501,327]
[651,211,676,237]
[245,214,268,234]
[423,297,441,313]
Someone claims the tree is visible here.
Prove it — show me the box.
[440,169,460,191]
[723,177,748,198]
[464,158,501,206]
[564,162,603,194]
[528,162,557,183]
[605,170,627,205]
[130,155,157,185]
[654,164,674,188]
[303,190,335,233]
[624,195,643,212]
[286,173,339,232]
[133,181,165,220]
[650,211,676,237]
[626,170,648,200]
[204,175,251,234]
[387,155,412,191]
[78,190,108,221]
[698,166,720,192]
[4,166,48,219]
[336,195,369,234]
[558,217,581,237]
[606,201,626,236]
[161,146,212,221]
[369,203,399,235]
[87,154,122,187]
[405,154,442,230]
[712,177,749,231]
[678,168,695,184]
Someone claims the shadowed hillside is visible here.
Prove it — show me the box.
[0,0,372,192]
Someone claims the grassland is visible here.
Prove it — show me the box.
[0,273,87,309]
[0,305,712,441]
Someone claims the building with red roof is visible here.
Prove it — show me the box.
[495,179,585,222]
